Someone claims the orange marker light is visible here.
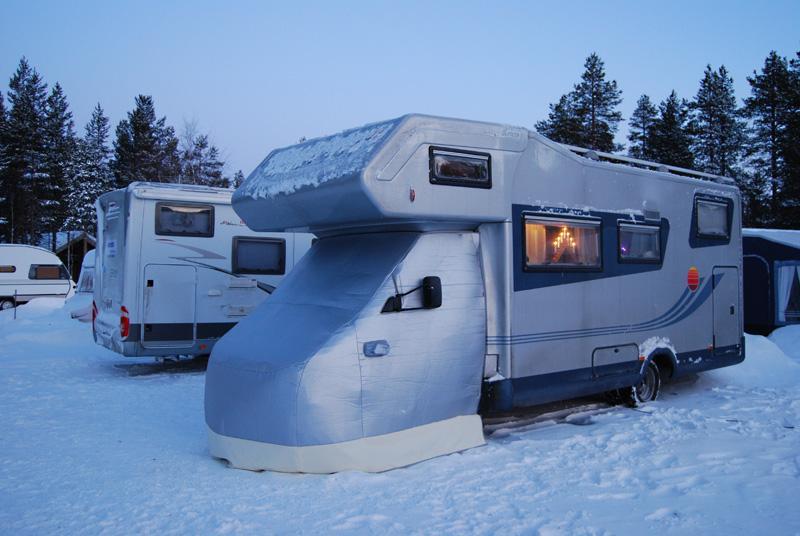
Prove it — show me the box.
[687,266,700,292]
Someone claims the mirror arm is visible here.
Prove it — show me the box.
[381,284,423,313]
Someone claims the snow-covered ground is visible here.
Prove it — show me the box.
[1,298,799,535]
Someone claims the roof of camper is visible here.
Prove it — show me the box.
[117,182,235,203]
[238,114,534,200]
[0,243,64,258]
[744,228,800,249]
[238,114,736,203]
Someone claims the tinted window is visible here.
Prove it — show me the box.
[29,264,69,280]
[233,237,285,275]
[619,223,661,263]
[429,147,491,188]
[524,217,601,269]
[156,203,214,237]
[696,199,729,239]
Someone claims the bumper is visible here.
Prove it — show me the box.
[208,414,485,473]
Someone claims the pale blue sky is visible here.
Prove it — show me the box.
[1,0,798,175]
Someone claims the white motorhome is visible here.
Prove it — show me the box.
[0,244,73,309]
[93,182,313,358]
[206,114,745,473]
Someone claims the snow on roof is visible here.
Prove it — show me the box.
[38,231,97,253]
[744,228,800,249]
[239,117,403,199]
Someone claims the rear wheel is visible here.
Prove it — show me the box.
[613,360,661,408]
[633,360,661,403]
[0,298,14,310]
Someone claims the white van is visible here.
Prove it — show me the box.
[93,182,313,358]
[0,244,73,309]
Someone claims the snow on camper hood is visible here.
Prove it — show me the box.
[233,118,403,232]
[239,118,401,199]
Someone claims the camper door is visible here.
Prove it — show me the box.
[712,266,741,354]
[142,264,197,348]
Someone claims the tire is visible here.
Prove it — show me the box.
[0,298,14,311]
[633,360,661,404]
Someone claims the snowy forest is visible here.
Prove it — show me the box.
[0,57,244,247]
[537,52,800,230]
[1,49,799,249]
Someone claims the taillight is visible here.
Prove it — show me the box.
[92,301,98,324]
[120,306,130,339]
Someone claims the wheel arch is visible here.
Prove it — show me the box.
[642,347,677,380]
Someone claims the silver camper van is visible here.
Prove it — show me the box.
[205,115,744,473]
[93,182,314,358]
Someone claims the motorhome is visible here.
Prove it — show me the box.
[0,244,73,309]
[743,228,800,334]
[93,182,314,358]
[205,114,744,473]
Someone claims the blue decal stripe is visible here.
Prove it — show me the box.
[487,285,695,343]
[487,276,716,346]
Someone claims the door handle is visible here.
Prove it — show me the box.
[729,305,735,315]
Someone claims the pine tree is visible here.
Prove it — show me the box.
[572,53,623,151]
[64,103,113,233]
[778,51,800,228]
[178,121,225,187]
[42,83,77,245]
[628,95,657,159]
[231,170,245,189]
[738,169,770,227]
[535,94,583,146]
[649,91,694,169]
[536,53,623,152]
[743,51,792,223]
[0,58,49,244]
[112,95,180,187]
[690,65,746,178]
[0,92,7,224]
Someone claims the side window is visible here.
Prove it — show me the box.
[524,216,601,270]
[155,203,214,237]
[0,265,16,273]
[695,198,730,239]
[429,146,491,188]
[29,264,69,280]
[618,223,662,263]
[232,237,286,275]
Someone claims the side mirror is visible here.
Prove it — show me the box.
[422,276,442,309]
[381,276,442,313]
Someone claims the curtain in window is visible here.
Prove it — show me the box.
[776,263,800,323]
